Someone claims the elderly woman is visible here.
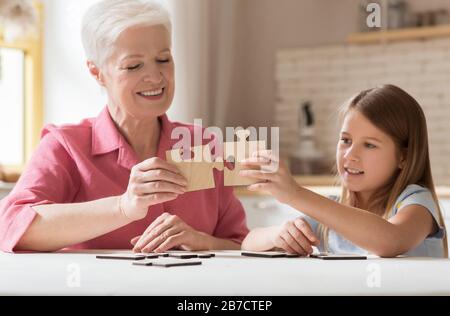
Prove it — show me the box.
[0,0,248,253]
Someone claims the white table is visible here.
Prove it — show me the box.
[1,250,449,295]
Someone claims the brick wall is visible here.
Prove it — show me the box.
[275,38,450,185]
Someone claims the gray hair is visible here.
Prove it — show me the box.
[81,0,172,68]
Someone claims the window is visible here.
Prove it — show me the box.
[0,2,43,177]
[0,47,25,165]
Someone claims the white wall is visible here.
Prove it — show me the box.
[42,0,105,125]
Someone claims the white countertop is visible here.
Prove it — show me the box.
[1,250,449,295]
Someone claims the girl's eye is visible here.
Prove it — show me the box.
[340,138,351,145]
[365,143,376,149]
[157,59,170,63]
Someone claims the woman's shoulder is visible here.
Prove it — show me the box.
[39,117,96,152]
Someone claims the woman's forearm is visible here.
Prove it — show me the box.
[290,187,399,256]
[15,196,133,252]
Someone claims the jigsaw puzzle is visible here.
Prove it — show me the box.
[166,129,266,192]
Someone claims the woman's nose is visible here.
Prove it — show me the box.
[143,67,163,84]
[143,74,163,84]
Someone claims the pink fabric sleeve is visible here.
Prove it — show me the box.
[0,128,79,252]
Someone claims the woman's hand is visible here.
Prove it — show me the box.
[269,217,320,255]
[130,212,210,253]
[239,150,300,204]
[119,157,187,221]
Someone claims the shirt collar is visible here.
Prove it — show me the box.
[91,106,174,170]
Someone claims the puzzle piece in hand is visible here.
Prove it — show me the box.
[166,129,266,191]
[223,129,266,187]
[166,145,220,192]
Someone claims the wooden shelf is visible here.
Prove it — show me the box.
[347,24,450,44]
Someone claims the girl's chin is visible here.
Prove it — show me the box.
[340,177,366,192]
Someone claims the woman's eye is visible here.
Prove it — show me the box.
[157,59,170,63]
[126,64,142,71]
[340,138,351,145]
[365,143,376,149]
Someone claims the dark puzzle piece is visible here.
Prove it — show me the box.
[96,254,147,261]
[133,259,202,267]
[310,253,367,260]
[241,251,290,258]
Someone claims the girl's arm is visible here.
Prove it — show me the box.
[288,187,435,257]
[242,226,279,252]
[240,153,435,257]
[242,218,320,255]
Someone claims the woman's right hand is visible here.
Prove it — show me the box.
[269,217,320,255]
[119,157,187,221]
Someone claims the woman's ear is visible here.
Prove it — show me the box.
[87,60,105,86]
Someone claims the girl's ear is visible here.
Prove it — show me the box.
[87,60,105,86]
[398,150,407,169]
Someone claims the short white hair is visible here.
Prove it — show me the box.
[81,0,172,67]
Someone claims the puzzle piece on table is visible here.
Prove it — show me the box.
[166,251,215,259]
[133,258,202,267]
[166,129,266,191]
[310,253,367,260]
[96,253,169,260]
[223,129,266,187]
[96,254,147,261]
[241,251,298,258]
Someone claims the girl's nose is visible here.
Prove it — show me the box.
[344,146,360,162]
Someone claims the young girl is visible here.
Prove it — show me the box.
[240,84,448,258]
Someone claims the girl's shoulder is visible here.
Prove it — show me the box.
[394,184,434,209]
[393,184,446,243]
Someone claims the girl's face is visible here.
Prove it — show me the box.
[336,109,404,198]
[99,24,175,119]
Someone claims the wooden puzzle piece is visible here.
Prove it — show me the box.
[166,129,266,191]
[166,145,219,192]
[223,130,266,186]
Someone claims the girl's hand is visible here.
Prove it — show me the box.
[130,212,210,253]
[239,150,300,204]
[119,157,187,221]
[269,217,320,255]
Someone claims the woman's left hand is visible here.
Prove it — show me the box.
[130,212,209,253]
[239,150,300,204]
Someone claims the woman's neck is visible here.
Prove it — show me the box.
[108,105,161,161]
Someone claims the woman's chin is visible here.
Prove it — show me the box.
[135,101,171,117]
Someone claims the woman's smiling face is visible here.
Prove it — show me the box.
[336,109,403,197]
[100,24,175,119]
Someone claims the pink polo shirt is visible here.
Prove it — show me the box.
[0,107,249,252]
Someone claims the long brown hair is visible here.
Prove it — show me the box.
[319,84,448,257]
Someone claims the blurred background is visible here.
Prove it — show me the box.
[1,0,450,233]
